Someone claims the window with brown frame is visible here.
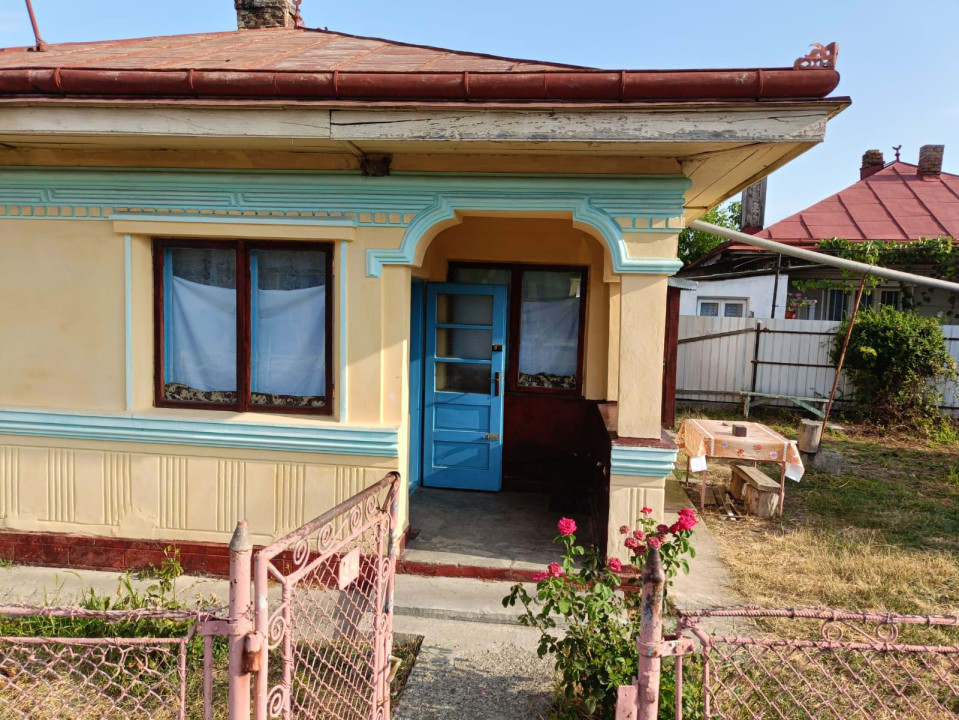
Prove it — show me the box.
[153,239,333,414]
[450,263,587,395]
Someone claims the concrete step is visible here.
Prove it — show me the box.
[394,574,536,625]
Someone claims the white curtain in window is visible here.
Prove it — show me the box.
[169,276,237,391]
[254,286,326,396]
[519,297,579,376]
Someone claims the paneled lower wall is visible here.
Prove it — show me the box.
[0,441,395,546]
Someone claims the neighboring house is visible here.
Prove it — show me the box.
[679,146,959,319]
[0,1,847,568]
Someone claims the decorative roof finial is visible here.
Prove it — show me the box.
[893,145,902,162]
[293,0,304,28]
[793,42,838,70]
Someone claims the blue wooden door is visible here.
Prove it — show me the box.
[423,283,507,491]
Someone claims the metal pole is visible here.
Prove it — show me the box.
[228,520,253,720]
[253,549,270,719]
[23,0,48,51]
[821,275,868,437]
[770,253,782,318]
[635,547,666,720]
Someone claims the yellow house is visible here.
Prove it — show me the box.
[0,2,847,572]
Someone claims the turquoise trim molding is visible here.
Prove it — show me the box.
[610,445,679,477]
[124,234,133,411]
[0,409,399,457]
[0,168,689,277]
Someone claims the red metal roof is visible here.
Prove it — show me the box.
[0,27,843,103]
[749,162,959,248]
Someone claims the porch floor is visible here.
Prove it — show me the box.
[401,487,597,579]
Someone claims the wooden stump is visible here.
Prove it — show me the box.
[798,419,822,454]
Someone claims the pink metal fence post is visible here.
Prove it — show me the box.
[636,547,666,720]
[229,520,253,720]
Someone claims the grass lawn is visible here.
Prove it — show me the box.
[674,407,959,639]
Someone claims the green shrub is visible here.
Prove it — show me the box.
[832,306,956,425]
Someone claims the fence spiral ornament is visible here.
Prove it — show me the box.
[291,536,311,568]
[317,521,336,550]
[266,609,288,650]
[350,502,363,531]
[266,685,286,718]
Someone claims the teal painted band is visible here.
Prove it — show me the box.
[110,213,359,227]
[610,445,679,477]
[0,409,399,457]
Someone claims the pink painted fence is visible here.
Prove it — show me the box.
[252,471,401,720]
[617,549,959,720]
[0,472,401,720]
[0,606,226,720]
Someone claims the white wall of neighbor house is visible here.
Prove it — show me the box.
[680,274,788,319]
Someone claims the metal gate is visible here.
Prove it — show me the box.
[251,471,401,720]
[617,550,959,720]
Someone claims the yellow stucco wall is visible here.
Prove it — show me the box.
[0,219,125,410]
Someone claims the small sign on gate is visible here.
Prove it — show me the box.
[338,548,361,589]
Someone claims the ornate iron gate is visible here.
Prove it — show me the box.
[251,472,401,720]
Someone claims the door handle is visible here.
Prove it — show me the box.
[493,371,500,397]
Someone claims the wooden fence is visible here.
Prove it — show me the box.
[676,316,959,412]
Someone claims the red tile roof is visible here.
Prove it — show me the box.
[0,27,843,103]
[0,27,583,73]
[751,162,959,247]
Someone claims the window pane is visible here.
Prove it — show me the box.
[452,267,512,288]
[723,302,744,318]
[518,271,581,389]
[250,249,327,408]
[436,293,493,326]
[699,301,719,317]
[164,247,237,404]
[437,328,492,360]
[435,361,491,394]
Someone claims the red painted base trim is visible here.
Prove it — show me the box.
[396,558,540,583]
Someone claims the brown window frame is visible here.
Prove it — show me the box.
[449,262,588,396]
[153,238,334,415]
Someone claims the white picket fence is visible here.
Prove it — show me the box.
[676,316,959,412]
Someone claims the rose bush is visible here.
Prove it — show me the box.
[503,509,699,719]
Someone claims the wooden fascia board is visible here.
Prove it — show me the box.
[0,101,846,147]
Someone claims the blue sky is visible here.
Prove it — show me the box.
[3,0,957,226]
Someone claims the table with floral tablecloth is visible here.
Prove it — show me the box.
[675,419,804,515]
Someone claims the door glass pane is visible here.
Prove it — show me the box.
[437,328,492,360]
[436,293,493,325]
[453,267,512,288]
[518,271,581,389]
[249,248,327,408]
[723,302,744,318]
[164,247,237,405]
[435,362,491,394]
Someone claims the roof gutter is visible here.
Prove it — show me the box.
[0,67,840,102]
[689,220,959,293]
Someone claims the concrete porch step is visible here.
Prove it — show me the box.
[393,574,535,626]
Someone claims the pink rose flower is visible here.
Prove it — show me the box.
[531,570,548,582]
[547,562,564,578]
[647,536,661,549]
[632,529,646,541]
[641,507,653,515]
[679,508,696,518]
[674,514,698,532]
[624,536,640,550]
[619,525,630,535]
[656,524,670,535]
[557,517,577,536]
[607,557,622,572]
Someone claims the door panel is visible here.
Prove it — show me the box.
[423,283,507,491]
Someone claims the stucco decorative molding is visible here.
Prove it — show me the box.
[0,409,399,458]
[610,444,679,477]
[0,168,688,276]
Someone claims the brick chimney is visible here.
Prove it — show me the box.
[917,145,944,178]
[235,0,297,29]
[860,149,884,179]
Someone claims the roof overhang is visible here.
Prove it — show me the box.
[0,97,850,216]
